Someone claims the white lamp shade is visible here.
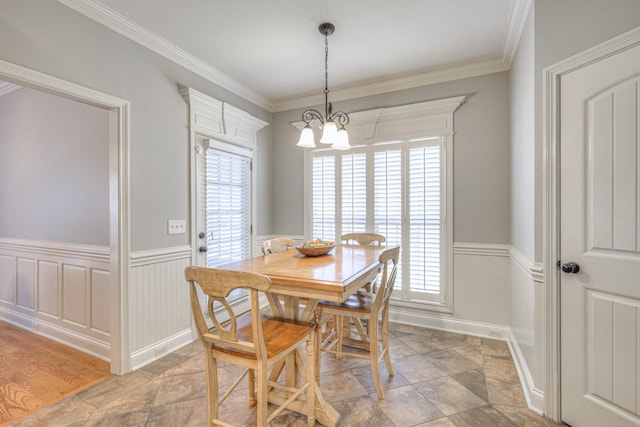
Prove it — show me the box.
[297,125,316,148]
[332,127,350,150]
[319,120,338,144]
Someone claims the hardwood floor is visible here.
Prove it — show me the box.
[0,321,111,426]
[9,323,565,426]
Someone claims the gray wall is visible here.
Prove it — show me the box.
[533,0,640,261]
[0,87,109,245]
[272,72,512,245]
[0,0,273,251]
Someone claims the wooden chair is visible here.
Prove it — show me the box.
[185,266,316,427]
[341,232,385,247]
[261,237,295,255]
[317,246,399,399]
[327,232,386,347]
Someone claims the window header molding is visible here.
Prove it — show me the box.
[181,86,268,148]
[292,95,465,147]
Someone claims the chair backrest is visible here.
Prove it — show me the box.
[341,233,385,246]
[372,246,400,313]
[261,237,295,255]
[185,266,271,360]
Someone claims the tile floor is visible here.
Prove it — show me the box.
[9,323,565,426]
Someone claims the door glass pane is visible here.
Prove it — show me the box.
[205,147,251,267]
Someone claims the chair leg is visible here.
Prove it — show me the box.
[381,313,394,376]
[248,369,256,407]
[306,336,316,427]
[204,348,219,427]
[315,314,322,383]
[369,322,384,399]
[256,363,268,427]
[335,315,344,359]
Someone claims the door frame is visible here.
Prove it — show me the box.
[0,59,131,374]
[542,26,640,422]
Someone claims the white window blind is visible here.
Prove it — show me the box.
[311,155,336,241]
[341,151,367,234]
[309,139,445,304]
[204,146,251,267]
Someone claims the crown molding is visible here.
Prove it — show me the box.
[500,0,533,65]
[0,81,23,97]
[57,0,272,111]
[274,57,508,112]
[58,0,529,113]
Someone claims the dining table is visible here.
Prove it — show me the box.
[215,243,387,427]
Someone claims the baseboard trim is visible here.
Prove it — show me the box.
[389,306,544,415]
[130,328,194,371]
[507,329,545,414]
[0,307,110,361]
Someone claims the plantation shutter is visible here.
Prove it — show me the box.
[311,154,336,241]
[309,139,445,303]
[408,144,442,294]
[341,150,367,234]
[204,145,251,267]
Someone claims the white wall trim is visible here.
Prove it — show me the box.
[0,238,110,263]
[389,303,544,416]
[0,81,22,97]
[542,25,640,422]
[453,242,510,257]
[389,306,511,340]
[57,0,271,111]
[509,245,544,284]
[507,329,545,415]
[130,328,193,371]
[57,0,530,113]
[0,307,110,361]
[500,0,533,65]
[130,245,192,267]
[0,59,130,375]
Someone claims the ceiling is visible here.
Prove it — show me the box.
[59,0,530,112]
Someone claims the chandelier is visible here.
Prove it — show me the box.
[297,23,350,150]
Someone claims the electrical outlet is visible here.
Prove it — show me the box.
[167,219,186,234]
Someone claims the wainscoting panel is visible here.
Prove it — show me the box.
[0,238,111,360]
[129,246,194,370]
[16,257,36,310]
[0,255,15,303]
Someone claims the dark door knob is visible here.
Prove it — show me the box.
[561,262,580,274]
[198,232,206,240]
[199,246,208,253]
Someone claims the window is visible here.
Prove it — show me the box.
[202,142,252,267]
[308,138,447,306]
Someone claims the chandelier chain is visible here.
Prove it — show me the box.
[324,31,329,118]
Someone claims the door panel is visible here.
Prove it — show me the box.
[560,42,640,427]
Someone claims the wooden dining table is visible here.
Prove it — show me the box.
[215,244,386,427]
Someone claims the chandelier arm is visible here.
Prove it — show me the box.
[301,109,325,126]
[330,111,349,127]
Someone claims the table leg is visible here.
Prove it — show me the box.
[265,296,340,426]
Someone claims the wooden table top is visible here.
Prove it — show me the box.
[216,244,386,302]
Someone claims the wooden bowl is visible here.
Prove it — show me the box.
[296,243,336,257]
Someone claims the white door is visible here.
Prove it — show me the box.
[195,137,252,268]
[560,42,640,426]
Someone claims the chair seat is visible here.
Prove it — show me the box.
[317,289,374,314]
[212,313,315,359]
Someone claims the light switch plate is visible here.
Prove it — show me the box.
[167,219,186,234]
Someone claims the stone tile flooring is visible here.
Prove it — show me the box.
[9,324,565,426]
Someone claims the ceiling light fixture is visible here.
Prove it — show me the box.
[297,22,350,150]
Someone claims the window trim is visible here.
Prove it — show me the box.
[300,97,464,313]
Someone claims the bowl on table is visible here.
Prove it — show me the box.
[296,240,336,257]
